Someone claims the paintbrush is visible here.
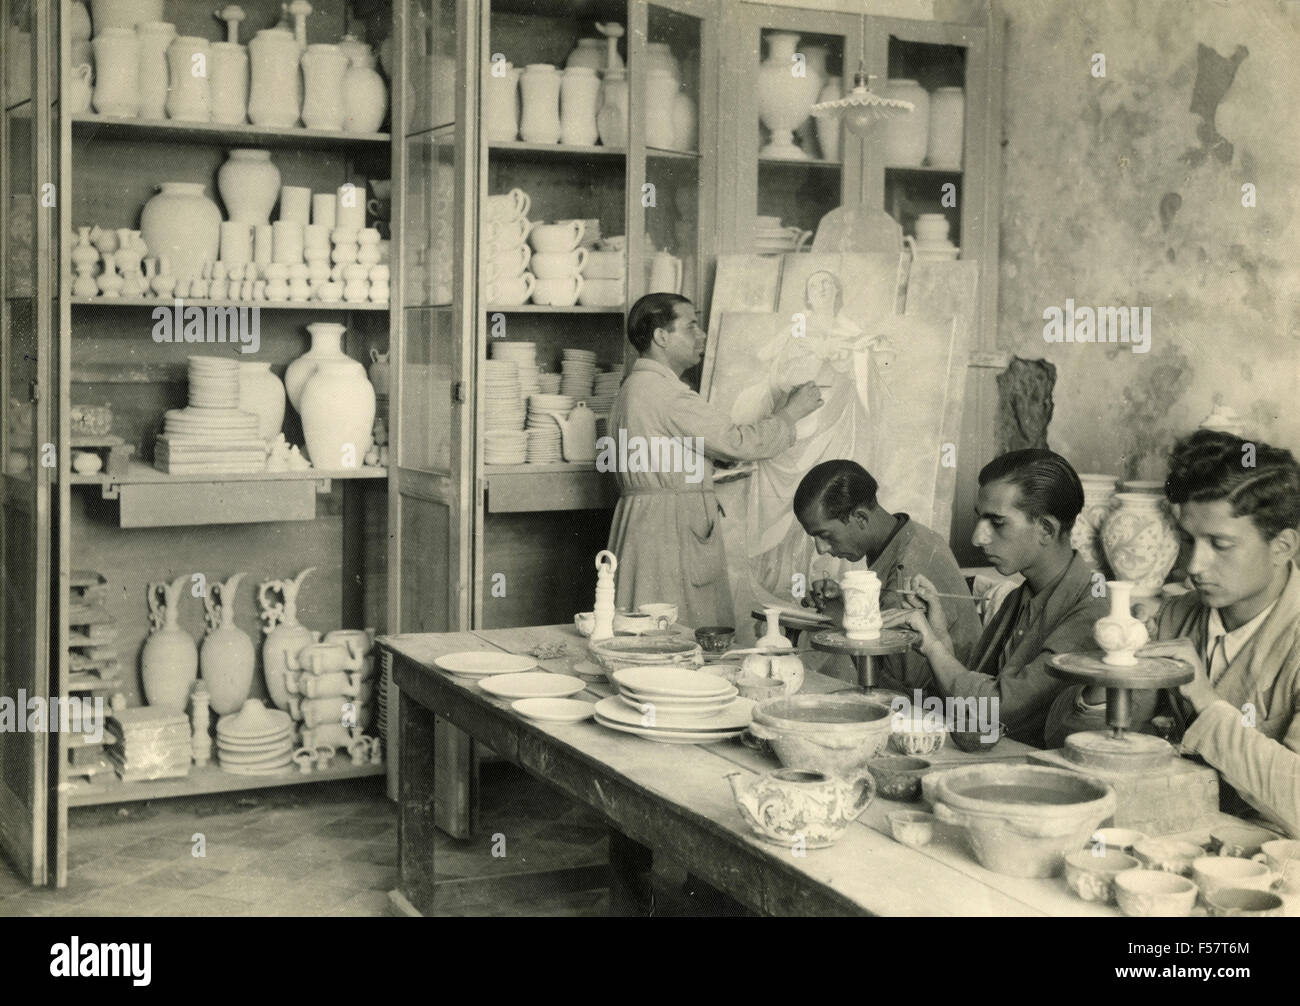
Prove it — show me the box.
[895,588,977,602]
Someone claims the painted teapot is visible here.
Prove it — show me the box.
[727,768,876,849]
[552,402,597,462]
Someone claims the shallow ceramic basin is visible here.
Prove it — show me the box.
[749,694,893,779]
[930,764,1117,878]
[1114,868,1198,917]
[588,634,703,682]
[867,756,932,802]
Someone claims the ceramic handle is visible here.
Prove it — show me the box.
[512,188,531,219]
[573,246,588,272]
[521,271,536,297]
[567,220,585,248]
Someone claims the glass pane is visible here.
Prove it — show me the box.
[401,307,455,473]
[3,2,33,110]
[755,28,845,241]
[646,5,700,154]
[403,130,455,308]
[407,0,458,133]
[5,99,36,478]
[644,155,697,302]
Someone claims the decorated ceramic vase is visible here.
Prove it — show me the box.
[200,573,255,715]
[218,148,280,225]
[141,574,198,713]
[238,361,285,441]
[300,360,376,469]
[258,567,318,712]
[841,569,883,640]
[1071,474,1118,575]
[757,33,822,159]
[284,322,364,411]
[1101,493,1181,597]
[139,181,221,282]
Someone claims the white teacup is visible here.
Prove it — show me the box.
[484,187,531,222]
[637,603,678,625]
[532,274,583,307]
[487,271,535,305]
[1192,855,1282,900]
[484,216,533,247]
[481,243,531,278]
[532,248,588,279]
[530,220,585,253]
[1254,839,1300,893]
[577,277,623,307]
[613,610,668,635]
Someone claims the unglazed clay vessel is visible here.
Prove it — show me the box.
[141,574,198,713]
[200,572,255,715]
[727,768,875,848]
[258,567,318,711]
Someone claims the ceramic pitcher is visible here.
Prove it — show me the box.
[134,20,174,119]
[259,568,319,712]
[248,27,301,128]
[91,28,140,117]
[141,574,198,713]
[166,36,211,121]
[200,573,255,715]
[519,63,561,144]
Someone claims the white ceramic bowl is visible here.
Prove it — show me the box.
[1114,869,1198,917]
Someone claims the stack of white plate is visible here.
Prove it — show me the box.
[594,371,622,396]
[753,217,806,254]
[484,360,525,432]
[215,700,295,775]
[596,666,751,744]
[484,430,528,464]
[156,356,265,474]
[526,425,562,463]
[560,349,597,398]
[536,372,562,395]
[491,342,540,399]
[527,393,574,433]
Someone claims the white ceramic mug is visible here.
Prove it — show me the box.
[530,220,584,253]
[484,187,531,222]
[637,603,678,625]
[482,243,531,278]
[1192,856,1282,899]
[532,274,583,306]
[577,277,623,307]
[487,271,535,305]
[1253,840,1300,893]
[484,216,533,247]
[531,247,587,279]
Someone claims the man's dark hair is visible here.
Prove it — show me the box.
[627,292,691,353]
[794,460,879,522]
[978,449,1084,535]
[1165,429,1300,541]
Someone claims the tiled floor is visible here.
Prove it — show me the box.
[0,764,611,916]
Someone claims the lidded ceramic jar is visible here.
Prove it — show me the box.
[566,37,605,71]
[881,79,929,166]
[91,27,140,117]
[217,148,281,225]
[139,182,221,282]
[519,63,562,144]
[301,43,349,130]
[134,20,174,119]
[166,36,211,121]
[248,27,301,127]
[209,41,249,125]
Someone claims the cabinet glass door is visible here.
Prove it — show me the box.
[0,0,58,885]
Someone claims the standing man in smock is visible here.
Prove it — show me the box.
[606,293,823,627]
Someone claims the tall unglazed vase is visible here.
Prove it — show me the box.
[139,181,221,282]
[757,32,822,159]
[258,567,318,712]
[596,67,628,147]
[300,360,376,469]
[343,49,387,133]
[519,63,561,144]
[209,41,249,124]
[135,20,174,119]
[1093,580,1148,666]
[1100,493,1180,597]
[238,361,285,441]
[166,36,211,121]
[284,322,363,411]
[200,573,255,715]
[484,61,521,141]
[559,66,600,146]
[1071,474,1118,576]
[91,27,140,117]
[301,43,348,130]
[248,27,300,127]
[881,79,929,166]
[141,575,198,713]
[217,148,280,225]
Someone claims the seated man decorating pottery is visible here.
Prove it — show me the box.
[881,449,1108,749]
[794,459,982,690]
[1045,430,1300,837]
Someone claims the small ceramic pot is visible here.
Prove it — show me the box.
[888,810,935,848]
[694,626,735,653]
[1063,849,1139,904]
[1114,869,1198,917]
[1133,838,1203,876]
[890,711,948,756]
[574,611,595,637]
[1089,828,1147,855]
[1204,888,1285,917]
[867,756,931,802]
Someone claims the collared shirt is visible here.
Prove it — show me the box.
[1205,601,1279,685]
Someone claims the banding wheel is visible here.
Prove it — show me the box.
[1047,651,1193,772]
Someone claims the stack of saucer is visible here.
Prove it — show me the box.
[216,699,294,775]
[753,216,811,254]
[595,666,751,744]
[484,360,525,432]
[155,356,266,474]
[536,372,562,395]
[527,394,575,433]
[485,430,528,464]
[491,342,540,399]
[525,425,562,463]
[560,349,597,398]
[586,369,622,416]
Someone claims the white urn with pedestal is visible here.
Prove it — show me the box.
[757,32,823,160]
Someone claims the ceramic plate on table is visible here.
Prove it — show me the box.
[434,651,537,676]
[512,697,596,723]
[479,671,586,699]
[593,713,742,744]
[617,694,736,720]
[611,666,734,698]
[595,695,752,732]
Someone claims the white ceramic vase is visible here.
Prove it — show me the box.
[560,66,600,146]
[1093,580,1148,666]
[139,182,221,282]
[644,69,678,149]
[91,0,162,35]
[596,68,628,147]
[209,41,249,125]
[757,33,822,159]
[200,573,255,716]
[239,362,286,441]
[1100,493,1181,597]
[927,86,964,168]
[248,27,301,128]
[841,569,883,640]
[166,36,210,121]
[91,28,140,117]
[882,79,929,166]
[140,575,197,714]
[519,64,561,144]
[284,322,362,411]
[671,92,697,151]
[218,149,281,225]
[815,76,844,161]
[484,62,521,142]
[1071,474,1118,575]
[343,52,387,133]
[300,360,376,470]
[566,38,605,71]
[134,20,174,119]
[794,45,827,156]
[301,44,348,131]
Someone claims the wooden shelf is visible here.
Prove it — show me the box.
[67,758,385,807]
[646,146,701,161]
[484,461,597,474]
[71,460,388,487]
[484,304,624,314]
[71,114,390,149]
[488,140,626,160]
[759,156,843,168]
[485,465,617,513]
[72,296,389,312]
[885,164,963,174]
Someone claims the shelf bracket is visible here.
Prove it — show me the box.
[99,479,121,500]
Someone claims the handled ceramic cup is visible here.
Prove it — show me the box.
[530,220,584,253]
[484,216,533,247]
[532,274,583,307]
[531,247,587,279]
[481,243,531,281]
[484,187,531,222]
[1191,855,1283,899]
[1253,840,1300,893]
[487,271,535,305]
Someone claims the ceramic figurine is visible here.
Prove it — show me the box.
[258,567,319,711]
[200,573,256,715]
[1093,580,1148,666]
[141,574,198,712]
[591,550,618,642]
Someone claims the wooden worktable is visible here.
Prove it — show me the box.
[383,623,1253,917]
